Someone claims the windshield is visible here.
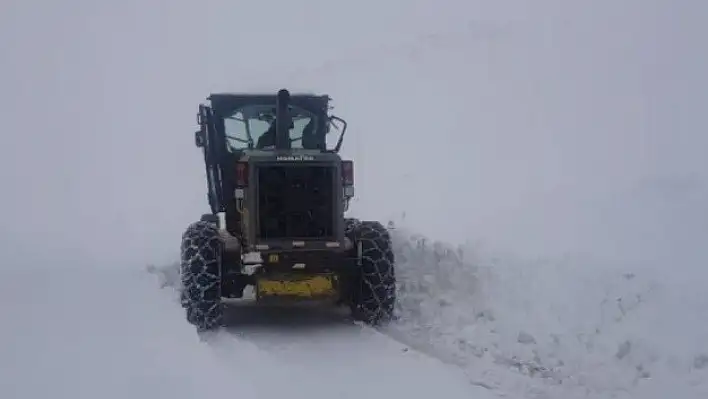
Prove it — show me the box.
[223,104,321,151]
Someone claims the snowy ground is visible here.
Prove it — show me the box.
[0,264,495,399]
[385,226,708,399]
[144,218,708,399]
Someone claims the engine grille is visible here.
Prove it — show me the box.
[256,165,336,240]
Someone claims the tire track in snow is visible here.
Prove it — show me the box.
[215,302,495,399]
[147,264,497,398]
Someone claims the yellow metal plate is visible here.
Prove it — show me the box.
[268,254,279,263]
[257,274,337,298]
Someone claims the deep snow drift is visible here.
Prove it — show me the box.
[385,225,708,399]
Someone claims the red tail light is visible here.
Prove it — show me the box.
[341,160,354,186]
[236,162,248,186]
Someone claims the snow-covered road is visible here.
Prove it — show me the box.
[0,266,494,399]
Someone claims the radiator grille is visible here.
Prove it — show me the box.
[256,165,336,240]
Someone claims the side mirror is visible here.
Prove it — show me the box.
[195,130,205,148]
[330,115,348,152]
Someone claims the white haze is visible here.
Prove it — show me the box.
[1,0,706,274]
[2,1,708,398]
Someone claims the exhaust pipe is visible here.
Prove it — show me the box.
[275,89,291,150]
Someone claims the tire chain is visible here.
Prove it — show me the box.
[345,218,397,324]
[180,220,224,330]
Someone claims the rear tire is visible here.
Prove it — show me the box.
[180,220,223,331]
[345,218,396,325]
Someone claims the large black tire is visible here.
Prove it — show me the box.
[179,220,223,331]
[345,218,396,325]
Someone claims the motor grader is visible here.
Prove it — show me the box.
[179,89,396,330]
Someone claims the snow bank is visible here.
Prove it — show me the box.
[386,224,708,399]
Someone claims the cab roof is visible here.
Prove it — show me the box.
[207,92,331,116]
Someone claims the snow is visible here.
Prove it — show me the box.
[0,264,495,399]
[0,267,255,399]
[385,226,708,398]
[2,0,708,398]
[145,216,708,399]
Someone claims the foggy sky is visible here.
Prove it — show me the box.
[1,0,706,269]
